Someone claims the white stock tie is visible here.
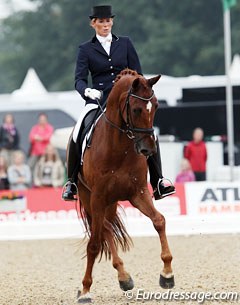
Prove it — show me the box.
[97,34,112,55]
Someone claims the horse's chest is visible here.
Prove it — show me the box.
[105,171,142,199]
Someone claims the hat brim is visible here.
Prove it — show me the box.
[89,14,115,20]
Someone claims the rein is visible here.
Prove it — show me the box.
[97,88,155,140]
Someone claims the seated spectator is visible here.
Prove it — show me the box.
[175,158,195,183]
[0,113,19,164]
[28,113,54,171]
[33,144,65,187]
[0,155,9,190]
[8,151,31,190]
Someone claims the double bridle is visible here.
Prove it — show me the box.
[97,87,155,140]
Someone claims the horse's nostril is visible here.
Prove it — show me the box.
[140,149,150,156]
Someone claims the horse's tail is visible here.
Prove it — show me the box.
[101,206,133,261]
[76,198,92,239]
[76,200,132,261]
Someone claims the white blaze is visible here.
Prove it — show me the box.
[146,101,152,113]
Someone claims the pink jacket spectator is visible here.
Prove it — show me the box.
[29,123,54,156]
[175,170,195,183]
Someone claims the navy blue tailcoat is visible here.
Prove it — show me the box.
[75,34,142,104]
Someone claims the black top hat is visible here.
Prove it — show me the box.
[89,5,115,19]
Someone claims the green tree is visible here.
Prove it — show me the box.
[0,0,239,93]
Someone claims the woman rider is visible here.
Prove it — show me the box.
[62,5,175,201]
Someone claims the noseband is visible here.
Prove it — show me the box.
[97,87,155,140]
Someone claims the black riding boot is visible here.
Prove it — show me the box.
[62,136,79,201]
[62,109,99,201]
[147,138,175,200]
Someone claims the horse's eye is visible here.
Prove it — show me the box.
[133,108,142,115]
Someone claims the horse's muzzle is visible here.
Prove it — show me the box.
[135,136,157,157]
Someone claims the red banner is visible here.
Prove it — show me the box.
[0,183,186,222]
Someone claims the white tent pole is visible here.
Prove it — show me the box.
[223,8,235,181]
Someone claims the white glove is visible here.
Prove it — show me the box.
[84,88,101,100]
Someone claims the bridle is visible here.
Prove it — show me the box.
[97,87,155,140]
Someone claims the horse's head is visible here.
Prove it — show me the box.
[121,74,161,156]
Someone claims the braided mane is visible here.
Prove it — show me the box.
[114,69,139,83]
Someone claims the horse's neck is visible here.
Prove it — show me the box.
[105,102,122,129]
[106,77,132,123]
[104,86,132,153]
[106,86,126,127]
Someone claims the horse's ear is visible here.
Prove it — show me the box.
[132,77,140,90]
[147,75,161,87]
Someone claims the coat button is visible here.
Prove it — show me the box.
[108,58,112,61]
[112,80,115,83]
[111,73,114,76]
[110,66,113,69]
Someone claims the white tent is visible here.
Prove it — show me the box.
[11,68,47,97]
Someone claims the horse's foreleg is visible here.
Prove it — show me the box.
[103,220,134,291]
[78,196,105,303]
[131,188,175,289]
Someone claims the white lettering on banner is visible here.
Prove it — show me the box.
[0,198,181,223]
[185,182,240,216]
[0,209,78,222]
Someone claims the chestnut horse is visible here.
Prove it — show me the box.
[76,69,174,303]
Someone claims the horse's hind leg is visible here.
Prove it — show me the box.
[131,189,174,289]
[104,219,134,291]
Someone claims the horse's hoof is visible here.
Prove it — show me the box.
[77,290,92,303]
[119,276,134,291]
[159,274,175,289]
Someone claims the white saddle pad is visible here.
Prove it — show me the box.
[72,103,102,163]
[73,104,99,143]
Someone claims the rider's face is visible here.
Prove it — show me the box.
[92,18,113,37]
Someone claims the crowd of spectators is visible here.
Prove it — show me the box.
[0,112,208,191]
[0,113,65,191]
